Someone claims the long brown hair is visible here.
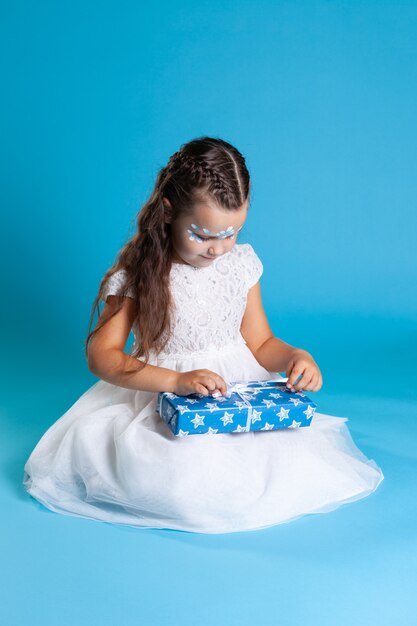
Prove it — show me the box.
[85,136,251,375]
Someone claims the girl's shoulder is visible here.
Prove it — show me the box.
[101,268,136,302]
[232,243,264,288]
[232,242,261,261]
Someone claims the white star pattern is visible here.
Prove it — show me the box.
[289,398,303,406]
[190,413,205,428]
[269,392,283,399]
[261,422,274,430]
[234,401,247,411]
[177,404,190,414]
[185,398,199,404]
[262,399,277,408]
[251,409,263,423]
[204,402,220,412]
[233,424,247,432]
[304,405,316,419]
[277,407,290,421]
[177,429,189,437]
[288,420,301,428]
[206,427,219,434]
[220,411,234,426]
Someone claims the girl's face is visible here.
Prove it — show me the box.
[165,197,249,267]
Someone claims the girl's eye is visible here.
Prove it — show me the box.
[199,234,236,242]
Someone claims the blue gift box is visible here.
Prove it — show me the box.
[156,378,317,437]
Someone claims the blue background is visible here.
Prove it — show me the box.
[1,1,416,624]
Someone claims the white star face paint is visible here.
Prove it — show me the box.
[187,224,243,243]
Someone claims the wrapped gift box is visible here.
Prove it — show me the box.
[156,378,317,437]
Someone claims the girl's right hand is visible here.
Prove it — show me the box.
[173,370,228,397]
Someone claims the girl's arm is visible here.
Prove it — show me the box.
[90,348,179,393]
[240,282,301,372]
[240,282,322,391]
[88,296,178,393]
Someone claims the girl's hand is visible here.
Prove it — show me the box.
[285,348,323,393]
[173,369,228,397]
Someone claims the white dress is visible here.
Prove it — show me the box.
[22,243,384,534]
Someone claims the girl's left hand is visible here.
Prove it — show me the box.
[285,348,323,393]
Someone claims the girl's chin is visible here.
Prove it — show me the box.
[174,254,215,266]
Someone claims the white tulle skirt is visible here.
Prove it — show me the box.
[23,342,384,534]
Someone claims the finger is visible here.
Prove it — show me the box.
[208,376,226,395]
[301,374,316,391]
[215,376,228,395]
[196,383,209,396]
[312,372,324,391]
[285,360,296,380]
[210,377,224,393]
[313,376,323,392]
[285,374,297,391]
[287,366,307,388]
[204,377,217,392]
[295,372,314,391]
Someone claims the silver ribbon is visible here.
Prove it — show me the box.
[225,377,287,431]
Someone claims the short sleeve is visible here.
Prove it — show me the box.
[101,268,136,302]
[242,243,263,289]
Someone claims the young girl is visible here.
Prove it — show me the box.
[23,136,384,534]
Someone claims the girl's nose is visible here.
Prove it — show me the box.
[208,242,226,256]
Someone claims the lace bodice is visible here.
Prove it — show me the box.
[100,243,263,359]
